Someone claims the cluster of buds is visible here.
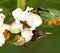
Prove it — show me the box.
[0,7,43,47]
[49,19,60,27]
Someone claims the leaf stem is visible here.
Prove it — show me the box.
[17,0,25,10]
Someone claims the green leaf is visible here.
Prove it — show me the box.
[27,0,40,8]
[40,9,60,21]
[0,5,14,24]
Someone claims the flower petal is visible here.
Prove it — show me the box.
[29,13,42,28]
[25,6,33,12]
[0,13,5,27]
[0,33,5,47]
[10,22,23,33]
[21,29,33,42]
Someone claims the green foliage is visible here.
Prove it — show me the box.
[40,9,60,21]
[27,0,40,8]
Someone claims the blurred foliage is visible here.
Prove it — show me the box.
[0,0,17,11]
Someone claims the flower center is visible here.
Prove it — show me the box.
[20,21,31,29]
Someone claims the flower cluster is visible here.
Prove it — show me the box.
[0,8,10,46]
[0,7,42,47]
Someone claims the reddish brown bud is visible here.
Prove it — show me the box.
[56,20,60,24]
[3,30,10,40]
[24,42,27,47]
[31,36,37,41]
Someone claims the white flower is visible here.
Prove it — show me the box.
[10,22,23,33]
[11,6,42,43]
[0,33,5,47]
[12,6,42,30]
[21,29,33,42]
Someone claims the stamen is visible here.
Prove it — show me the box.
[20,21,31,29]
